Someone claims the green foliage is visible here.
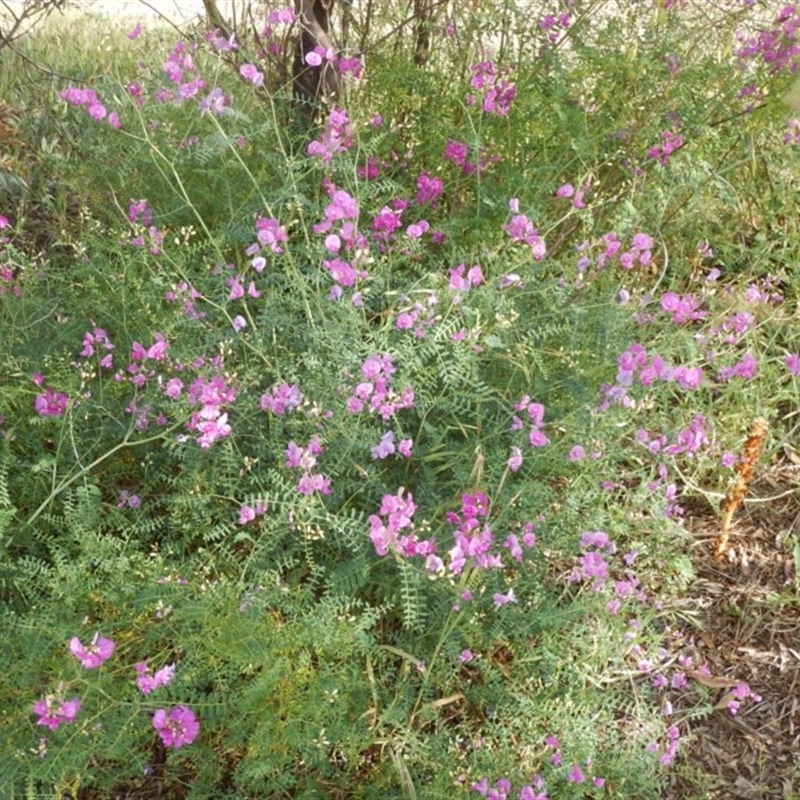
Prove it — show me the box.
[2,1,800,797]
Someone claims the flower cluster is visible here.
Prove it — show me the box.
[660,291,706,324]
[315,187,369,300]
[128,198,164,255]
[79,326,115,368]
[395,292,438,338]
[371,201,404,244]
[602,342,704,410]
[206,27,238,52]
[285,436,332,495]
[647,724,682,767]
[308,107,353,165]
[554,182,587,208]
[718,352,758,382]
[538,10,571,43]
[736,4,800,75]
[444,492,496,574]
[32,684,81,731]
[263,4,296,36]
[33,632,199,750]
[70,632,115,668]
[152,705,200,749]
[449,263,483,299]
[720,681,763,715]
[415,171,444,207]
[511,395,549,447]
[503,199,546,260]
[443,139,491,176]
[468,60,517,116]
[185,375,236,449]
[543,736,606,786]
[159,41,206,105]
[371,429,413,460]
[247,215,289,270]
[648,129,684,166]
[165,280,206,319]
[569,532,646,612]
[345,354,414,421]
[239,62,265,88]
[34,384,69,418]
[261,382,303,414]
[368,488,434,557]
[134,660,176,694]
[58,85,121,128]
[784,118,800,145]
[238,500,266,524]
[577,231,654,273]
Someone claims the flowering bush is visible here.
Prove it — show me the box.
[1,1,798,797]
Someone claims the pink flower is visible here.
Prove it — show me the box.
[35,387,69,417]
[786,353,800,375]
[69,632,115,668]
[493,589,517,607]
[569,445,585,461]
[127,21,142,40]
[239,63,264,88]
[267,6,296,24]
[152,705,199,748]
[33,691,81,731]
[239,505,257,524]
[135,661,176,694]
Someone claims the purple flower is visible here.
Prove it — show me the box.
[70,632,115,668]
[733,352,757,380]
[786,353,800,375]
[493,589,517,608]
[567,764,585,783]
[260,382,303,415]
[415,171,444,206]
[152,705,199,748]
[232,314,247,332]
[371,430,396,459]
[33,688,81,731]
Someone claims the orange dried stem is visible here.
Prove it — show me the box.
[715,417,768,560]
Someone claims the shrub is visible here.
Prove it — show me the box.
[1,1,799,797]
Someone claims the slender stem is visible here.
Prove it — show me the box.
[25,424,183,528]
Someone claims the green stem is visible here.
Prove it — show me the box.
[25,424,183,528]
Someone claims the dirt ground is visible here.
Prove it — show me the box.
[670,460,800,799]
